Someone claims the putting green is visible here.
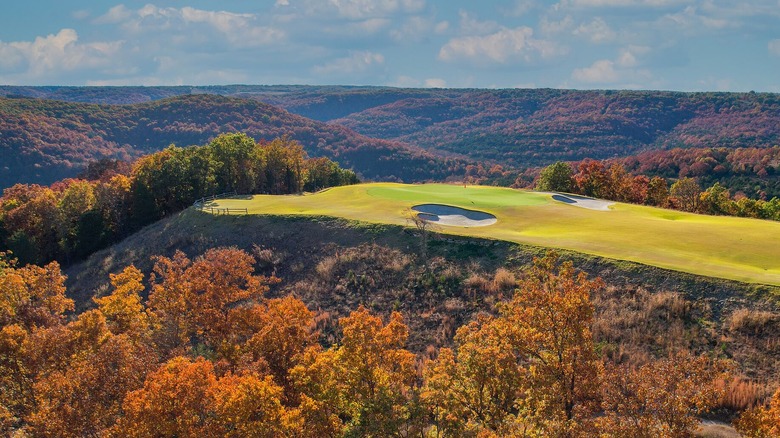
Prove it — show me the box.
[210,183,780,286]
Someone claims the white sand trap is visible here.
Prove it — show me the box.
[546,193,614,211]
[412,204,497,227]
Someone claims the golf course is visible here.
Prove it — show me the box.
[209,183,780,286]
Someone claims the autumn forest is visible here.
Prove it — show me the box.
[1,86,780,437]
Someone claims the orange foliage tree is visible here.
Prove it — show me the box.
[28,334,157,437]
[118,356,297,437]
[0,258,72,432]
[147,248,279,360]
[424,252,604,437]
[734,387,780,438]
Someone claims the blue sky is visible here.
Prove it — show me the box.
[1,1,779,91]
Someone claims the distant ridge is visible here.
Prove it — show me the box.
[4,85,779,169]
[0,93,462,188]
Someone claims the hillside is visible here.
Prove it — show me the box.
[66,208,780,382]
[4,86,780,171]
[0,94,461,188]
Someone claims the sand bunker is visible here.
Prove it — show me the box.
[412,204,497,227]
[548,193,614,211]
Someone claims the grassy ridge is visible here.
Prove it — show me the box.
[212,183,780,286]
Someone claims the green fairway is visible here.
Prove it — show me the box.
[210,183,780,286]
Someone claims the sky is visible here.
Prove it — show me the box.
[1,1,779,91]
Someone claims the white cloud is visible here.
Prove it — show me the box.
[390,16,433,42]
[570,0,691,7]
[325,18,392,37]
[572,59,620,83]
[389,17,449,42]
[617,45,649,67]
[504,0,537,17]
[96,4,284,48]
[769,39,780,56]
[573,17,616,43]
[288,0,425,20]
[660,6,732,32]
[94,5,133,24]
[571,47,653,85]
[457,10,501,35]
[0,29,122,78]
[313,51,385,75]
[439,27,566,64]
[72,10,91,20]
[540,15,574,35]
[424,78,447,87]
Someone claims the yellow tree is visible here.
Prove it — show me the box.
[146,247,278,359]
[184,247,273,352]
[0,261,72,330]
[118,356,296,437]
[211,372,300,437]
[148,250,193,356]
[503,252,604,436]
[0,324,28,433]
[293,307,419,436]
[422,314,525,436]
[94,265,149,338]
[734,387,780,438]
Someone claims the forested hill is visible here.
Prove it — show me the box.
[0,94,461,188]
[327,89,780,167]
[4,85,780,184]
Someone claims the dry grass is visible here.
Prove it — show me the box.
[695,421,741,438]
[491,268,517,295]
[727,308,779,336]
[592,287,712,365]
[716,376,773,411]
[646,291,692,321]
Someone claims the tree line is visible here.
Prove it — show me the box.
[537,160,780,221]
[0,133,358,267]
[2,248,777,437]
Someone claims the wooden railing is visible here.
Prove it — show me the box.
[193,191,237,207]
[194,192,247,215]
[205,207,248,215]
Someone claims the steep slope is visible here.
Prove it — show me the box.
[65,208,779,381]
[0,94,461,188]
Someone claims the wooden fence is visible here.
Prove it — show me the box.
[193,192,247,215]
[193,191,237,207]
[205,207,248,215]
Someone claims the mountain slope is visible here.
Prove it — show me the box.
[0,94,461,188]
[65,208,779,381]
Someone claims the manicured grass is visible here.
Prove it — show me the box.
[211,183,780,286]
